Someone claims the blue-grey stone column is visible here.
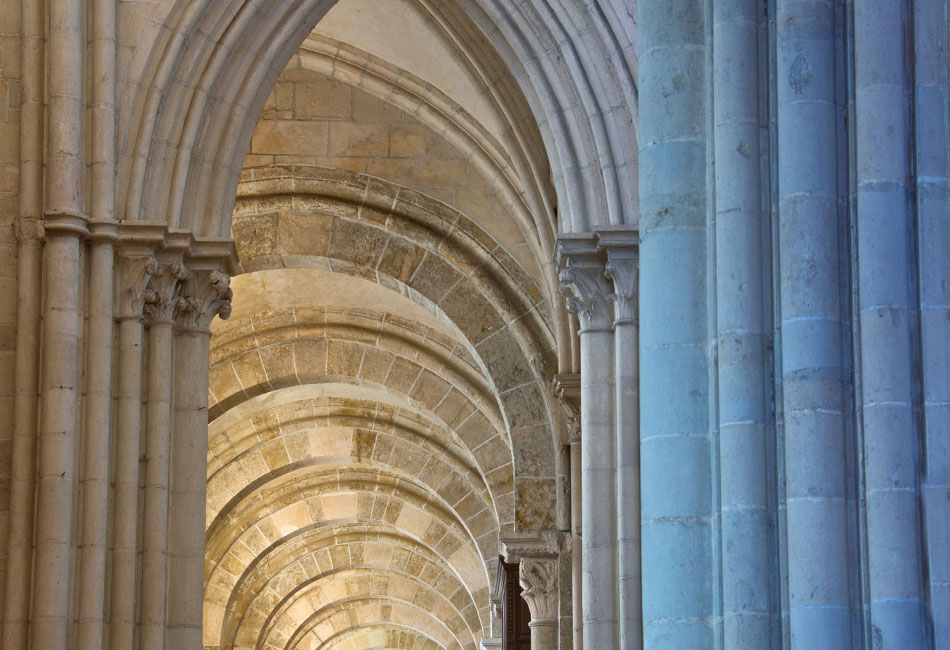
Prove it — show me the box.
[713,0,774,647]
[558,235,618,649]
[854,3,927,647]
[776,1,852,647]
[914,0,950,646]
[599,226,642,650]
[639,0,714,647]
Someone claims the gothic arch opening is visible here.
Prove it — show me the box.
[202,3,569,647]
[0,1,641,648]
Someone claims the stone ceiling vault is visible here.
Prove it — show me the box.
[203,4,569,647]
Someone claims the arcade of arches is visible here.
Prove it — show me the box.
[0,1,948,650]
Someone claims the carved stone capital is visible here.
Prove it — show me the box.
[557,235,613,333]
[175,268,233,333]
[116,254,162,320]
[597,225,639,326]
[519,558,558,622]
[144,261,188,324]
[552,373,581,443]
[604,254,638,325]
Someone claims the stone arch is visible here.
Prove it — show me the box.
[233,166,554,373]
[206,274,529,529]
[284,33,556,294]
[214,523,486,649]
[117,0,637,237]
[222,240,558,531]
[207,307,504,428]
[292,624,442,650]
[109,5,643,649]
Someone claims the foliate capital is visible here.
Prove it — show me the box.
[144,261,189,324]
[518,558,558,622]
[597,225,639,326]
[552,373,581,443]
[116,255,162,319]
[604,253,638,325]
[559,259,613,332]
[175,269,233,333]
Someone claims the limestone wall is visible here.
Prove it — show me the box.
[0,0,19,621]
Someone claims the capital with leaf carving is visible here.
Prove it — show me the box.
[597,225,639,326]
[552,373,581,444]
[175,268,233,333]
[557,233,613,333]
[519,557,558,622]
[144,259,189,324]
[499,532,559,623]
[116,254,162,320]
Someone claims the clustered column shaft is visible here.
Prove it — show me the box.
[30,0,85,642]
[777,2,853,646]
[3,237,232,649]
[2,0,44,640]
[110,256,152,650]
[637,0,714,647]
[140,263,181,650]
[77,0,119,638]
[601,229,641,650]
[167,271,232,648]
[558,227,639,650]
[77,226,117,650]
[712,0,774,647]
[632,1,946,649]
[854,2,927,645]
[915,0,950,645]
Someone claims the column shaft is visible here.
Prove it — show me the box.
[140,320,174,650]
[77,235,115,650]
[530,620,560,649]
[776,1,852,647]
[915,0,950,645]
[579,328,617,647]
[31,0,84,640]
[639,0,713,647]
[570,438,583,650]
[600,230,641,650]
[854,2,927,646]
[166,330,212,647]
[79,0,117,641]
[713,0,774,647]
[559,238,619,649]
[110,316,145,649]
[2,0,44,644]
[32,230,83,648]
[615,319,641,650]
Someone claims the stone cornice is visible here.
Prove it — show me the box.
[499,531,558,563]
[116,222,238,274]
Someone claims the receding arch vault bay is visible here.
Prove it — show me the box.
[201,2,572,640]
[2,1,942,650]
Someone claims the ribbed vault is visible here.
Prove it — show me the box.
[207,163,559,649]
[198,3,639,647]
